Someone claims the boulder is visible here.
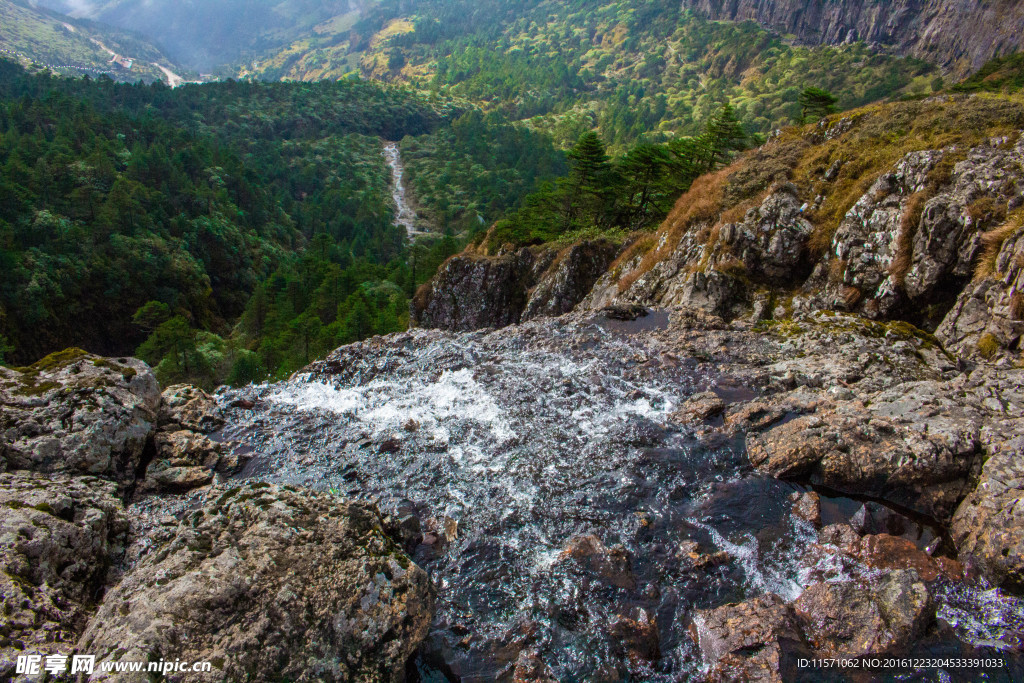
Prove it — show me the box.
[746,378,990,521]
[0,349,159,483]
[937,223,1024,361]
[951,438,1024,589]
[78,482,434,682]
[138,429,244,494]
[158,384,225,434]
[690,594,805,683]
[0,472,127,677]
[558,534,636,589]
[792,570,932,658]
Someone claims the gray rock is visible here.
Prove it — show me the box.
[412,242,617,331]
[78,482,433,682]
[0,350,159,483]
[158,384,225,434]
[951,435,1024,588]
[937,223,1024,360]
[0,472,127,674]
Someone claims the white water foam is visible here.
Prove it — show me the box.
[270,368,517,444]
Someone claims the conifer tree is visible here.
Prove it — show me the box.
[798,87,839,122]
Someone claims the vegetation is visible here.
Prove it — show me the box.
[0,0,174,83]
[0,59,483,384]
[249,0,937,151]
[608,90,1024,298]
[485,103,748,250]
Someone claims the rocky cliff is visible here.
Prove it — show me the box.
[682,0,1024,76]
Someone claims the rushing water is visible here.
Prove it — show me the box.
[216,314,1024,681]
[384,141,426,239]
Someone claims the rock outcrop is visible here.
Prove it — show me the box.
[0,349,160,483]
[78,482,434,682]
[747,359,1023,522]
[139,384,246,494]
[937,222,1024,361]
[0,473,128,677]
[587,184,814,317]
[819,137,1024,327]
[412,240,617,331]
[682,0,1024,76]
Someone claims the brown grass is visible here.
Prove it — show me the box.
[974,213,1023,280]
[890,191,928,284]
[615,165,735,292]
[841,285,863,308]
[1010,291,1024,321]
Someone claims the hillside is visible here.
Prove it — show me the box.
[34,0,376,73]
[244,0,939,151]
[0,59,568,386]
[0,0,181,83]
[683,0,1024,78]
[414,62,1024,367]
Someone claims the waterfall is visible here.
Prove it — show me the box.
[383,141,425,239]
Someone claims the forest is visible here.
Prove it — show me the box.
[253,0,938,151]
[0,59,562,385]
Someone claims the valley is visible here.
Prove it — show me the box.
[2,1,1024,682]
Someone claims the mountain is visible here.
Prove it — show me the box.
[682,0,1024,77]
[0,0,181,83]
[34,0,375,72]
[246,0,939,151]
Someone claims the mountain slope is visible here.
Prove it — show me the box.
[0,0,178,83]
[683,0,1024,77]
[245,0,938,151]
[36,0,375,72]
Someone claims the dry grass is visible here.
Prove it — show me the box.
[974,212,1023,280]
[615,165,735,292]
[890,191,928,284]
[609,93,1024,296]
[1010,291,1024,321]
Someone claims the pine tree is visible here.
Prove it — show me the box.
[704,103,748,168]
[798,87,839,123]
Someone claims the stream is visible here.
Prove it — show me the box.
[384,141,428,240]
[215,314,1024,681]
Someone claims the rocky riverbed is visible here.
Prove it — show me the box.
[2,304,1024,681]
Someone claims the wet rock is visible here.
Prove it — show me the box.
[851,534,964,583]
[512,650,557,683]
[0,472,128,669]
[559,534,636,589]
[691,594,805,683]
[609,608,660,662]
[601,303,649,321]
[746,385,984,521]
[793,570,932,657]
[78,482,433,682]
[671,391,726,424]
[790,491,821,528]
[158,383,225,434]
[0,349,159,483]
